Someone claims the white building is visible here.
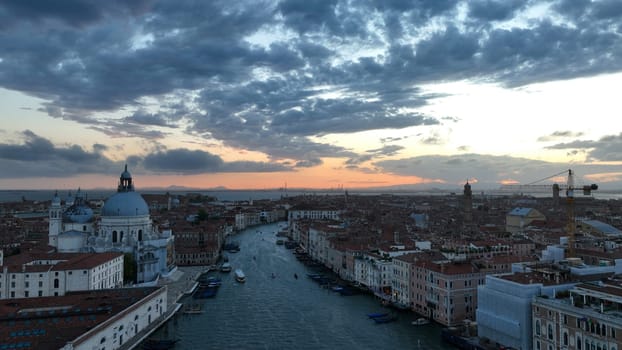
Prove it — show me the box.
[0,252,123,299]
[477,259,619,350]
[0,286,168,349]
[48,166,175,283]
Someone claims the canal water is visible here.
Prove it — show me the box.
[153,222,456,349]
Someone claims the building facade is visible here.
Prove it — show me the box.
[0,252,123,299]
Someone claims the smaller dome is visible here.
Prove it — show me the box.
[63,204,94,224]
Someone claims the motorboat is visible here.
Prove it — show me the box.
[372,314,398,324]
[412,318,430,326]
[235,269,246,283]
[220,262,232,272]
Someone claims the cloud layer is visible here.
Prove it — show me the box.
[1,0,621,187]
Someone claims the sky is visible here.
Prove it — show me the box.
[1,0,622,192]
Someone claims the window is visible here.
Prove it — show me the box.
[577,336,582,350]
[536,320,541,335]
[54,279,59,288]
[563,332,568,346]
[548,324,553,340]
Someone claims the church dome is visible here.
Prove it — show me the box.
[62,189,93,223]
[101,191,149,217]
[63,204,94,223]
[101,165,149,217]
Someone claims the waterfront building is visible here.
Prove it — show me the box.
[234,209,262,230]
[532,280,622,350]
[48,166,175,283]
[174,221,225,266]
[392,253,417,309]
[411,256,518,326]
[0,251,123,299]
[287,207,341,228]
[0,286,168,349]
[353,252,393,299]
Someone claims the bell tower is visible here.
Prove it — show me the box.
[463,181,473,230]
[48,191,63,247]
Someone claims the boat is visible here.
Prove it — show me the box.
[367,312,389,319]
[220,262,232,272]
[235,269,246,283]
[412,317,430,326]
[372,314,398,324]
[183,303,204,314]
[193,285,218,299]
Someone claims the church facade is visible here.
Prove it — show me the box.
[48,166,175,283]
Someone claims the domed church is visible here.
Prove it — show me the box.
[48,165,175,284]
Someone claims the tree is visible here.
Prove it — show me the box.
[196,208,208,222]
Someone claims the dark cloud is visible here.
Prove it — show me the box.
[140,148,293,173]
[0,0,152,28]
[546,133,622,162]
[374,153,622,189]
[468,0,526,21]
[124,110,180,128]
[0,131,116,178]
[537,130,584,142]
[295,158,323,168]
[365,145,404,157]
[1,0,622,176]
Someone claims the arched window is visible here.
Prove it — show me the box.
[548,324,553,340]
[112,231,118,243]
[563,332,568,346]
[53,278,59,288]
[138,229,143,242]
[577,336,582,350]
[535,320,541,335]
[120,231,124,243]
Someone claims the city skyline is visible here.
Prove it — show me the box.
[1,1,622,191]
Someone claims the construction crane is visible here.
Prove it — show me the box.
[499,169,598,257]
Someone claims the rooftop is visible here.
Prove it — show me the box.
[0,286,162,349]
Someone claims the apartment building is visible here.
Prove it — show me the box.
[0,252,123,299]
[412,256,517,326]
[533,281,622,350]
